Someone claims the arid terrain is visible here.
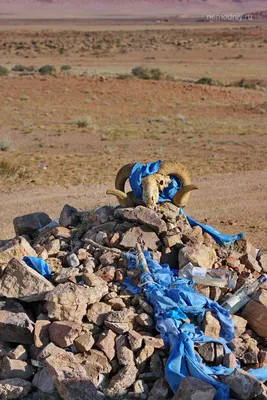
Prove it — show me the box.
[0,18,267,248]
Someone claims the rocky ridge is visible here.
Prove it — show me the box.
[0,202,267,399]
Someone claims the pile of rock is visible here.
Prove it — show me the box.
[0,202,267,400]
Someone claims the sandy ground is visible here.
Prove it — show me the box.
[1,169,267,250]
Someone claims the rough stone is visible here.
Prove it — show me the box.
[74,332,94,352]
[179,244,217,269]
[13,212,51,236]
[150,353,164,373]
[0,258,54,302]
[128,330,143,352]
[115,206,167,235]
[120,226,160,251]
[105,364,138,396]
[136,313,154,327]
[116,335,135,366]
[108,297,126,310]
[0,343,13,360]
[0,378,32,399]
[182,226,204,245]
[63,253,80,268]
[95,266,115,282]
[32,367,55,393]
[0,357,35,380]
[0,237,36,267]
[54,267,80,284]
[46,239,61,257]
[82,273,106,287]
[99,251,120,267]
[220,369,263,400]
[0,300,34,344]
[150,378,169,398]
[86,302,111,326]
[136,345,154,368]
[242,300,267,338]
[104,321,129,334]
[52,227,71,240]
[45,282,108,323]
[49,321,82,348]
[6,345,27,361]
[96,329,116,361]
[45,348,100,400]
[232,315,247,337]
[34,316,51,348]
[59,204,81,228]
[46,257,62,274]
[201,312,220,340]
[143,336,165,349]
[173,376,216,400]
[163,234,182,248]
[197,342,215,363]
[223,353,237,368]
[133,379,148,393]
[240,254,262,273]
[76,349,111,386]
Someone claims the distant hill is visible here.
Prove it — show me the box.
[1,0,267,18]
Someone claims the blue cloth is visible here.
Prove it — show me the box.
[23,256,51,279]
[123,250,267,399]
[129,161,244,245]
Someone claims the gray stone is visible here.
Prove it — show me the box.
[0,258,54,302]
[220,369,263,400]
[87,302,111,326]
[0,237,36,267]
[173,376,216,400]
[64,253,80,268]
[116,335,134,366]
[115,206,167,235]
[105,364,138,396]
[13,212,51,236]
[45,282,108,323]
[45,348,100,400]
[0,378,32,399]
[179,244,217,269]
[197,342,215,363]
[32,367,55,393]
[0,357,35,380]
[49,321,82,348]
[0,300,34,344]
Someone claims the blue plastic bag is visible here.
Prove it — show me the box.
[23,256,51,279]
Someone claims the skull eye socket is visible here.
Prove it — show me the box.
[159,180,164,186]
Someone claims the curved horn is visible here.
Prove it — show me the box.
[115,163,135,192]
[172,184,198,207]
[106,189,135,208]
[157,160,198,207]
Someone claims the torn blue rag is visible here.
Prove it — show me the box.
[23,256,51,279]
[123,251,267,400]
[129,160,244,245]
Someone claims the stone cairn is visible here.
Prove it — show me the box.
[0,202,267,400]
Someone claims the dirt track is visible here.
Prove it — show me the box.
[1,168,267,250]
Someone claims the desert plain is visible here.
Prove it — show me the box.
[0,16,266,249]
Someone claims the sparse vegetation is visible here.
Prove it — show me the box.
[0,66,8,76]
[132,66,165,80]
[39,65,56,75]
[234,79,257,90]
[12,65,36,72]
[196,77,223,86]
[0,138,12,151]
[60,65,72,72]
[73,116,95,129]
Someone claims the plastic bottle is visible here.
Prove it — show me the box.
[221,274,267,314]
[179,263,237,289]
